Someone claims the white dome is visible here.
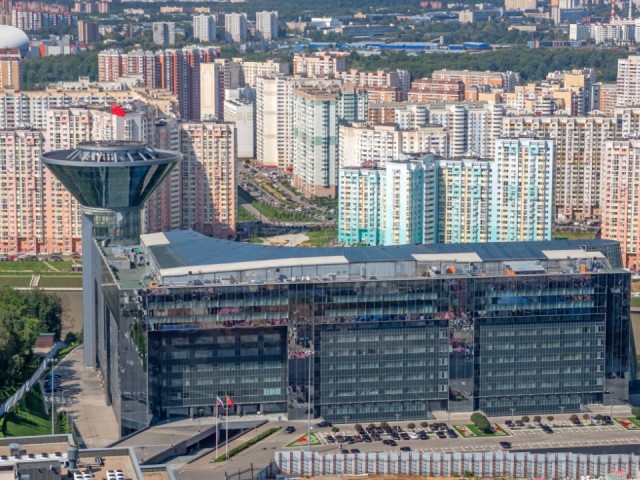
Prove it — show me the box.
[0,26,29,57]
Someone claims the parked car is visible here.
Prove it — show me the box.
[418,432,429,440]
[50,255,63,262]
[447,429,458,438]
[350,449,360,454]
[542,426,554,434]
[499,442,512,449]
[400,446,411,452]
[505,420,514,428]
[285,426,296,434]
[326,436,335,444]
[435,431,446,439]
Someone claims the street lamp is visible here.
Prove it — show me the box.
[510,408,515,424]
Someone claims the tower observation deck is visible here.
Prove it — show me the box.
[41,141,181,367]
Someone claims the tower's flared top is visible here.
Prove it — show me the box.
[41,141,181,211]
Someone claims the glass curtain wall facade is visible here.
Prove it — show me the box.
[92,238,633,435]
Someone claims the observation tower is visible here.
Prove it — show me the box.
[41,141,181,367]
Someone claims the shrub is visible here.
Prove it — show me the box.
[521,416,530,423]
[367,423,376,430]
[569,414,579,421]
[380,421,389,428]
[420,421,428,428]
[546,416,554,422]
[533,416,542,423]
[632,407,640,419]
[331,426,340,433]
[583,414,590,421]
[407,422,415,430]
[213,427,281,462]
[354,423,363,432]
[594,414,603,421]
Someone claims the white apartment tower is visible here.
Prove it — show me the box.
[193,14,216,42]
[617,55,640,107]
[225,13,248,43]
[255,10,278,41]
[489,137,554,242]
[152,22,175,45]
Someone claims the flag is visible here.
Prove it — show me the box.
[226,395,235,407]
[216,396,224,406]
[111,104,126,117]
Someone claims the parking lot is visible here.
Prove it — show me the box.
[298,416,638,456]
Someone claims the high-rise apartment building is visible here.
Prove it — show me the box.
[336,68,411,101]
[237,59,289,87]
[433,157,491,244]
[489,137,554,242]
[77,20,98,43]
[408,78,465,103]
[0,49,21,91]
[431,69,521,95]
[292,87,339,197]
[192,14,216,42]
[501,115,614,220]
[601,139,640,269]
[152,22,175,46]
[255,10,278,42]
[224,12,247,43]
[223,98,254,159]
[179,122,236,239]
[200,59,242,121]
[338,164,384,246]
[339,122,449,168]
[292,52,347,78]
[384,158,427,245]
[256,75,295,169]
[617,55,640,107]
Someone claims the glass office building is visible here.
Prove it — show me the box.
[90,230,633,435]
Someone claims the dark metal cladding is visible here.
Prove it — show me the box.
[40,141,181,211]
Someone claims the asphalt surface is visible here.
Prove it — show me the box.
[175,415,640,480]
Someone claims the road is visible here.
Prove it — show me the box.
[174,415,640,480]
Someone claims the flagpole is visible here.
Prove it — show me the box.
[225,398,229,461]
[215,402,219,460]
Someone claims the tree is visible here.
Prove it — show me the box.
[533,416,542,423]
[380,421,389,428]
[471,412,491,433]
[367,423,376,431]
[632,407,640,419]
[521,416,530,423]
[569,414,579,421]
[546,416,554,422]
[407,422,415,430]
[354,423,363,432]
[583,414,591,421]
[0,287,62,390]
[420,421,429,428]
[594,414,603,421]
[331,426,339,433]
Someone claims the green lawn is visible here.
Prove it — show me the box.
[0,276,32,287]
[0,261,78,273]
[239,187,316,222]
[632,297,640,308]
[455,423,509,437]
[286,432,321,448]
[39,276,82,288]
[552,229,597,240]
[305,229,338,247]
[237,206,257,222]
[1,388,70,437]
